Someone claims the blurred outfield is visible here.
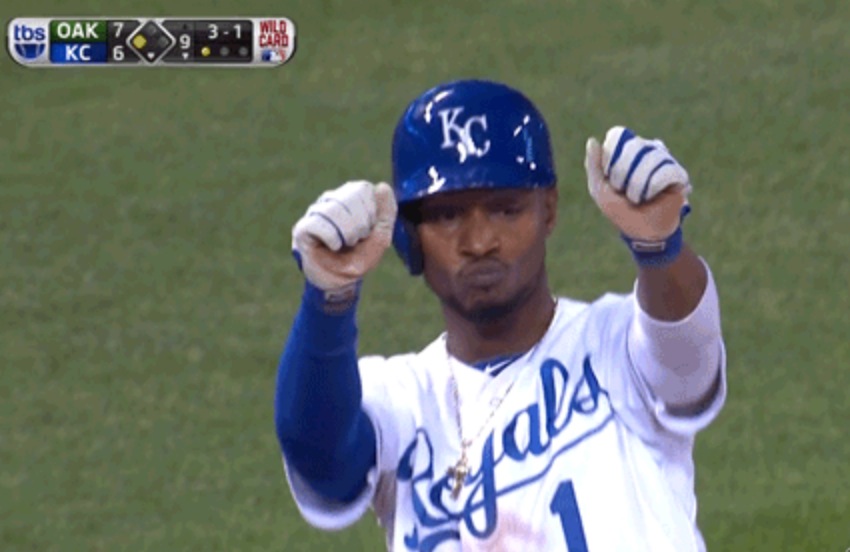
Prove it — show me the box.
[1,0,848,550]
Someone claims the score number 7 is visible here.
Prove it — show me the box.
[550,479,589,551]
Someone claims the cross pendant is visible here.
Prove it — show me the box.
[446,453,470,499]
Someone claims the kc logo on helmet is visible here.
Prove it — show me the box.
[438,107,491,160]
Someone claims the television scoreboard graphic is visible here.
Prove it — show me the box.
[6,17,296,67]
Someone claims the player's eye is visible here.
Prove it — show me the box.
[490,201,523,217]
[422,206,462,223]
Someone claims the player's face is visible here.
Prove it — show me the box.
[417,187,558,323]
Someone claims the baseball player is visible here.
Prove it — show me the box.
[275,79,726,551]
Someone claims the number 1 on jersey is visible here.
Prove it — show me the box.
[550,479,588,551]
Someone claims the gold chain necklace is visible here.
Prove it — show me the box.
[445,353,520,499]
[443,298,558,499]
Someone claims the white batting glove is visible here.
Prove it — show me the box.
[600,126,690,205]
[585,126,690,243]
[292,180,397,292]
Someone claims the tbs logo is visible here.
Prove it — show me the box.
[7,19,49,65]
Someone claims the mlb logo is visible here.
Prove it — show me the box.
[7,18,50,66]
[261,48,285,63]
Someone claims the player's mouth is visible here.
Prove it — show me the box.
[459,260,508,288]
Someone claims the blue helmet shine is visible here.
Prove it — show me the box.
[391,79,557,275]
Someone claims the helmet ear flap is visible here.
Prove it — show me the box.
[392,214,424,275]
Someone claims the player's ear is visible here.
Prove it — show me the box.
[543,186,558,236]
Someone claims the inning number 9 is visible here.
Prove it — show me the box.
[180,34,191,50]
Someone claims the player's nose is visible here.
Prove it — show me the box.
[457,207,500,258]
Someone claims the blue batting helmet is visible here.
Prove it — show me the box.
[391,79,557,275]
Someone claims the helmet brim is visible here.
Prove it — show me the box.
[395,162,556,205]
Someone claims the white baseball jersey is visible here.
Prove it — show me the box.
[285,280,727,551]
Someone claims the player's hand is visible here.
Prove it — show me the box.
[585,126,690,242]
[292,180,397,291]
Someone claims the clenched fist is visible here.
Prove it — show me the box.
[585,126,691,243]
[292,180,397,291]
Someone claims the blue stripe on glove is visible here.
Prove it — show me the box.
[607,127,636,175]
[639,159,676,203]
[623,144,656,196]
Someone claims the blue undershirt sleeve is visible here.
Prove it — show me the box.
[274,281,377,504]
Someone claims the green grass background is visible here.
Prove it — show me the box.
[1,0,848,550]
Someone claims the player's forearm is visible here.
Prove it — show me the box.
[635,243,707,321]
[274,281,377,502]
[274,286,361,447]
[629,258,723,414]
